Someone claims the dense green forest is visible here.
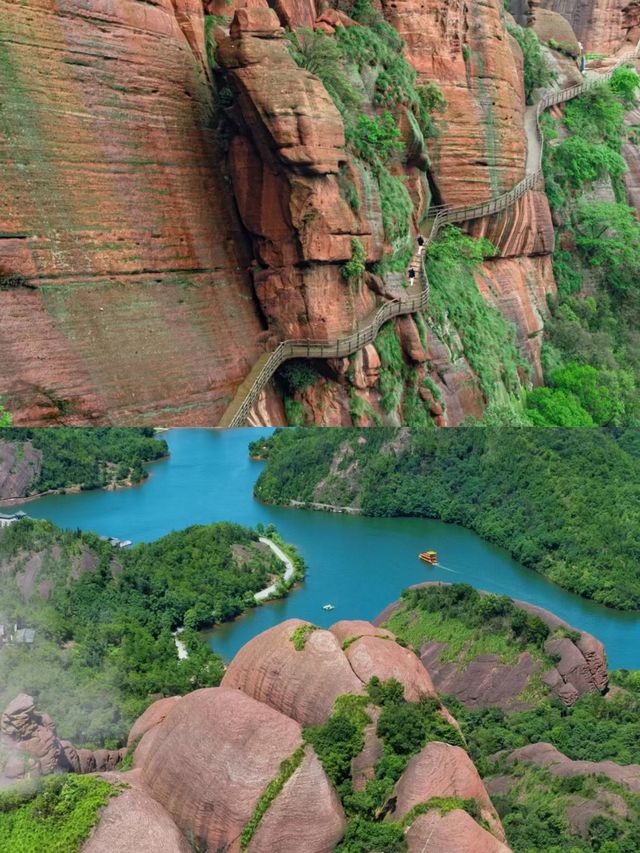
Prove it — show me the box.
[0,518,297,747]
[252,428,640,608]
[1,428,168,494]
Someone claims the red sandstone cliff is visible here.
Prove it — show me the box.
[0,0,264,425]
[1,0,632,426]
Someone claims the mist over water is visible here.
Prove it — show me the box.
[20,428,639,668]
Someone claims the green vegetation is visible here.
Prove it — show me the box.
[0,774,118,853]
[446,670,640,852]
[386,584,553,668]
[535,69,640,425]
[0,405,11,427]
[426,226,527,407]
[278,360,320,393]
[290,623,318,650]
[240,746,305,849]
[254,428,640,608]
[2,428,167,494]
[507,24,556,103]
[286,3,445,274]
[305,678,464,852]
[0,519,300,747]
[342,237,367,282]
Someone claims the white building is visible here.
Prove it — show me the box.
[0,511,27,529]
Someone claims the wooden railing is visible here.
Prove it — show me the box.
[219,44,639,427]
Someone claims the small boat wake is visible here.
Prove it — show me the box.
[434,562,459,574]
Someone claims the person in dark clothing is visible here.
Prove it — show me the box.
[408,268,416,280]
[417,235,425,246]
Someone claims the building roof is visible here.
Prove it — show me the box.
[14,628,35,643]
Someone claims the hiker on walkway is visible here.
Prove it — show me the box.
[408,268,416,281]
[578,42,586,74]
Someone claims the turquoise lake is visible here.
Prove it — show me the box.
[18,428,638,668]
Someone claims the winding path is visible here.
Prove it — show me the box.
[219,45,640,427]
[254,536,295,601]
[173,536,295,658]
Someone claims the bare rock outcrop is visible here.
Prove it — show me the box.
[247,747,344,853]
[0,441,42,502]
[344,635,437,702]
[140,687,345,852]
[502,742,640,792]
[533,0,639,54]
[216,10,383,342]
[1,693,124,784]
[83,770,192,853]
[406,808,512,853]
[222,619,365,725]
[0,0,266,427]
[391,741,506,841]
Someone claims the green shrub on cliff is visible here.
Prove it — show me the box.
[286,28,360,118]
[0,405,11,427]
[506,25,556,103]
[426,226,525,405]
[0,775,118,853]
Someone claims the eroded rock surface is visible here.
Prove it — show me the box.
[0,441,42,501]
[391,741,506,841]
[0,0,264,425]
[406,808,512,853]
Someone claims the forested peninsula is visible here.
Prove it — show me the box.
[252,428,640,609]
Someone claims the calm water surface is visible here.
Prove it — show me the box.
[19,429,639,668]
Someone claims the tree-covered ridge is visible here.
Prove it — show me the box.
[0,518,298,748]
[1,428,168,495]
[253,428,640,608]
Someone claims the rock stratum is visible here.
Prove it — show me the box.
[2,617,511,851]
[0,0,637,425]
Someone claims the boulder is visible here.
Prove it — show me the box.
[391,741,506,841]
[406,808,511,853]
[127,696,183,747]
[328,619,395,645]
[345,635,437,702]
[222,619,364,725]
[247,747,345,852]
[83,770,193,853]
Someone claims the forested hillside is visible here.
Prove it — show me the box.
[253,428,640,608]
[0,518,298,747]
[0,428,168,499]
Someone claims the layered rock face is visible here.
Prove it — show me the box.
[215,7,383,341]
[532,0,640,54]
[0,0,264,425]
[0,440,42,501]
[380,0,527,207]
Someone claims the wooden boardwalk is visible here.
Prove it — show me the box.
[220,46,639,426]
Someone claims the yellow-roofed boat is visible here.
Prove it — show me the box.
[419,551,438,565]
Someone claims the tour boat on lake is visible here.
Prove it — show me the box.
[419,551,438,565]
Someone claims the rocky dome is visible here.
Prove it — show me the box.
[221,618,365,725]
[139,686,344,852]
[222,617,441,724]
[391,741,506,841]
[3,615,510,851]
[405,808,511,853]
